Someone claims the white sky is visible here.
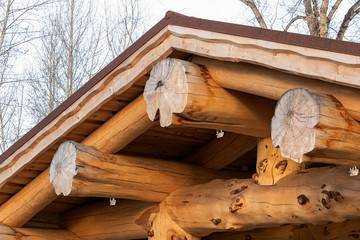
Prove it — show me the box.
[143,0,251,28]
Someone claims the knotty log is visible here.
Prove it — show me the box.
[61,200,154,240]
[143,58,276,138]
[271,88,360,165]
[0,223,79,239]
[150,166,360,237]
[184,132,257,170]
[49,141,238,202]
[191,56,360,122]
[0,95,153,227]
[255,137,304,185]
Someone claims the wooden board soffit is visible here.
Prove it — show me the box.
[49,141,240,202]
[272,88,360,165]
[143,58,276,138]
[147,166,360,238]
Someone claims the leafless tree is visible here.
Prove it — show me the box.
[239,0,360,41]
[104,0,147,59]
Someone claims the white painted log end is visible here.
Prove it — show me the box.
[271,88,319,163]
[144,58,188,127]
[49,141,78,196]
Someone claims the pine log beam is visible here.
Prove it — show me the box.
[147,166,360,237]
[271,88,360,165]
[184,133,257,169]
[191,56,360,122]
[0,95,153,227]
[49,141,239,202]
[61,200,155,240]
[0,223,80,239]
[254,137,304,185]
[144,58,276,138]
[204,225,315,240]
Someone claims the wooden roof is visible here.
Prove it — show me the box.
[0,11,360,236]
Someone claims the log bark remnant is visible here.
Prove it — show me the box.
[271,88,360,165]
[144,58,276,138]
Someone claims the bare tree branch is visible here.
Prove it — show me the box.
[337,0,360,40]
[327,0,343,22]
[284,15,306,31]
[239,0,268,28]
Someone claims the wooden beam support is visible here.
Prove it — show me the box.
[62,200,154,240]
[184,132,257,170]
[147,166,360,237]
[0,95,153,227]
[254,137,304,185]
[191,56,360,122]
[144,58,276,138]
[204,225,315,240]
[0,223,80,239]
[49,141,239,202]
[271,88,360,165]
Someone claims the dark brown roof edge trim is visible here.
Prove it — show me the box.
[1,11,359,164]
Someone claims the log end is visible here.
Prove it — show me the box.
[271,88,319,163]
[144,58,188,127]
[49,141,78,196]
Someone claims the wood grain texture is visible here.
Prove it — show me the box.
[157,166,360,237]
[184,133,257,170]
[144,58,276,137]
[256,137,304,185]
[50,141,239,202]
[0,223,79,239]
[271,88,360,165]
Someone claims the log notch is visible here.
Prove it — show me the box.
[143,58,276,138]
[184,132,257,170]
[0,95,153,227]
[0,223,80,239]
[191,56,360,122]
[271,88,360,165]
[49,141,239,202]
[255,137,304,185]
[148,166,360,237]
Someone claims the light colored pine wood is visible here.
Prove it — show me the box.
[158,166,360,237]
[82,95,154,153]
[0,95,154,227]
[191,56,360,122]
[50,141,238,202]
[0,223,80,239]
[184,132,257,170]
[271,88,360,165]
[62,200,154,240]
[168,26,360,88]
[204,225,315,240]
[256,137,304,185]
[144,58,276,138]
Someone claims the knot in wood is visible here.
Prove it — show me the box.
[147,229,154,237]
[229,195,246,213]
[154,80,164,90]
[297,194,309,205]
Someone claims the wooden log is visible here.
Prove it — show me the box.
[0,223,79,239]
[61,200,154,240]
[143,58,276,138]
[49,141,239,202]
[255,137,304,185]
[184,132,257,170]
[152,166,360,237]
[204,225,315,240]
[271,88,360,165]
[0,95,153,227]
[191,56,360,122]
[308,220,360,240]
